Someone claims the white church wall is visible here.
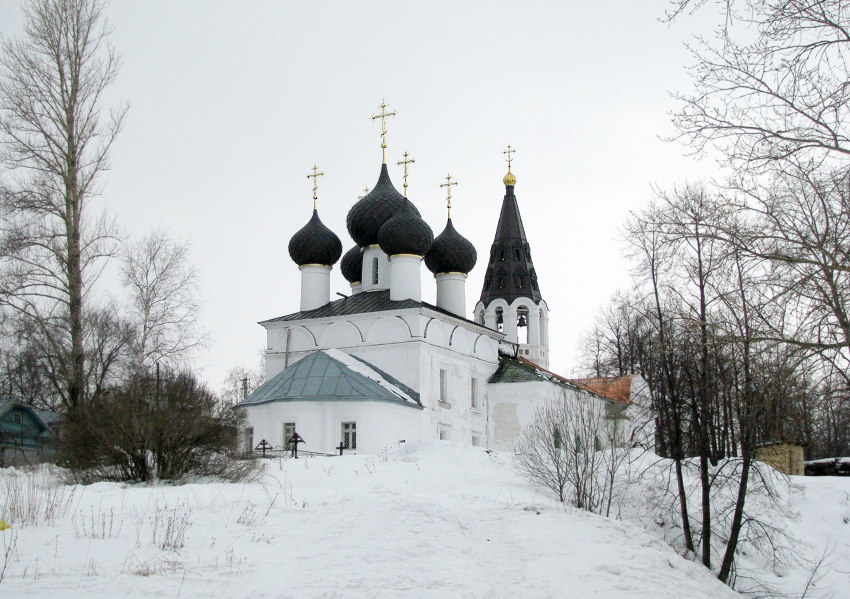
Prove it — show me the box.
[418,333,498,447]
[258,309,503,452]
[488,381,555,451]
[243,400,422,455]
[487,377,657,453]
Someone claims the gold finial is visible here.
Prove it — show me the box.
[396,151,416,197]
[440,174,458,219]
[503,144,517,186]
[358,186,370,200]
[306,164,324,209]
[371,99,397,164]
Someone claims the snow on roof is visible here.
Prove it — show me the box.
[323,348,419,405]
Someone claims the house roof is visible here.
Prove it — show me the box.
[566,376,636,404]
[0,399,51,435]
[489,355,631,404]
[261,289,420,323]
[238,349,422,409]
[259,289,500,339]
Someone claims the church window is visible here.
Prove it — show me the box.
[495,307,504,333]
[497,276,505,289]
[515,276,525,288]
[283,422,296,450]
[553,427,562,449]
[594,436,603,451]
[513,247,522,260]
[372,257,379,285]
[439,427,450,441]
[13,412,22,424]
[439,369,450,406]
[499,248,506,261]
[471,377,481,409]
[342,421,357,450]
[471,434,482,447]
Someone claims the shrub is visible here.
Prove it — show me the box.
[59,368,257,483]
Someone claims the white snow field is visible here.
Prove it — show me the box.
[0,442,847,598]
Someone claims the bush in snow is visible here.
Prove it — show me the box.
[58,368,259,483]
[513,391,632,514]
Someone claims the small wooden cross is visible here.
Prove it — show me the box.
[306,164,324,209]
[396,151,415,197]
[371,100,397,162]
[358,186,370,200]
[440,174,458,218]
[503,144,516,169]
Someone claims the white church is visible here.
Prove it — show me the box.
[239,108,651,455]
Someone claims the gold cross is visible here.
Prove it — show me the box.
[306,164,324,209]
[396,151,415,197]
[440,174,458,218]
[503,144,516,169]
[358,187,370,200]
[371,100,397,163]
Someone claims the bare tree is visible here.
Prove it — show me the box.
[514,390,629,513]
[669,0,850,170]
[220,362,265,406]
[122,230,205,369]
[0,0,126,409]
[60,367,257,483]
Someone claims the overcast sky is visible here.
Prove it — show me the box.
[0,1,721,390]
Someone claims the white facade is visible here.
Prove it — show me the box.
[252,303,502,454]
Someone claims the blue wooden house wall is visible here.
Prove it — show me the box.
[0,399,54,466]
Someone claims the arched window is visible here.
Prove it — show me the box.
[372,257,379,285]
[516,306,529,344]
[495,307,504,333]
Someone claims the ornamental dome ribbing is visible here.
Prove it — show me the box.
[346,164,419,246]
[425,218,477,275]
[288,209,343,267]
[340,245,363,283]
[377,203,433,257]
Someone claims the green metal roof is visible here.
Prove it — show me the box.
[239,350,422,409]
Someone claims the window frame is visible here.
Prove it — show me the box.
[283,421,296,450]
[470,377,481,410]
[439,368,450,407]
[341,421,357,450]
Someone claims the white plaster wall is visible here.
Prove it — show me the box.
[257,307,503,452]
[243,400,422,455]
[488,381,557,451]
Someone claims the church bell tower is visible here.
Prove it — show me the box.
[474,146,550,368]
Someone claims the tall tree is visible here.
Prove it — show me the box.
[0,0,126,409]
[122,230,205,370]
[669,0,850,170]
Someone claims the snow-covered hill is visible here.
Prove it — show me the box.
[1,442,847,598]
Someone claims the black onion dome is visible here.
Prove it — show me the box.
[288,209,343,267]
[425,218,478,275]
[378,204,433,257]
[346,164,417,246]
[340,245,363,283]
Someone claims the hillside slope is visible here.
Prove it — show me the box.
[0,442,747,598]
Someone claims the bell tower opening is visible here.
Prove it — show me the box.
[516,306,529,345]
